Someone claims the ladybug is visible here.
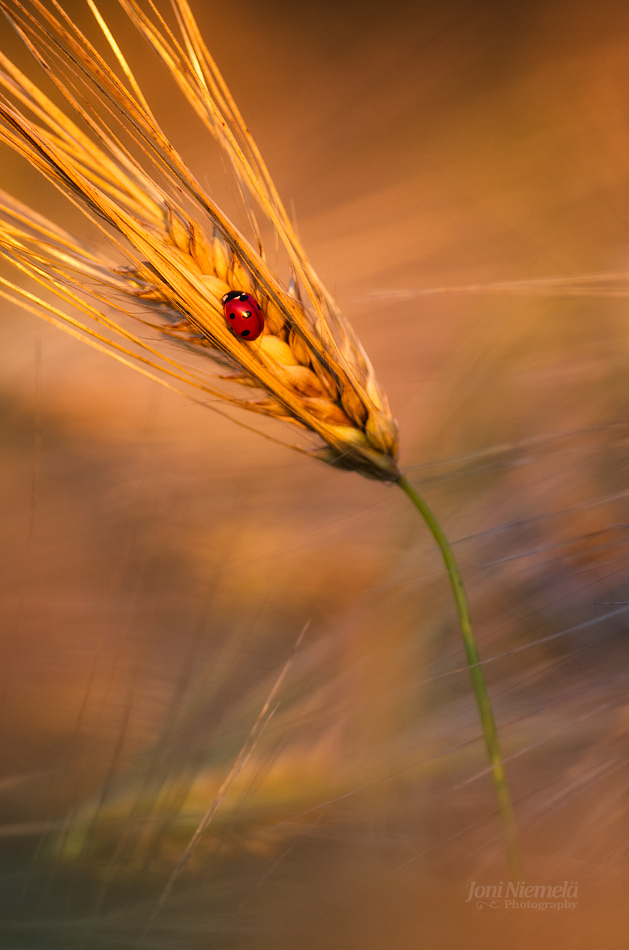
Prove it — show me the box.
[222,291,265,341]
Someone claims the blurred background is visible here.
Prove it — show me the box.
[2,0,629,946]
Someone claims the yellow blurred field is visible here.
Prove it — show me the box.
[2,0,629,946]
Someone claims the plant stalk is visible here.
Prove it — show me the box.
[397,474,522,880]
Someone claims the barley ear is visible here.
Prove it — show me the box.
[0,0,519,873]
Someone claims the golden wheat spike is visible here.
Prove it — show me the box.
[0,0,524,874]
[0,0,399,480]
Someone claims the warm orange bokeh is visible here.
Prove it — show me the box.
[2,0,629,946]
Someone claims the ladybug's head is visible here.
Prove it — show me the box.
[222,291,251,305]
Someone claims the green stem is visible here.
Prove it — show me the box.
[397,474,522,880]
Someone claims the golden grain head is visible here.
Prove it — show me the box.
[0,0,400,481]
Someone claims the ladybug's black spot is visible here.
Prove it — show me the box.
[228,312,235,318]
[240,329,250,337]
[242,311,251,318]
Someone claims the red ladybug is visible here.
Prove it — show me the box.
[222,291,265,341]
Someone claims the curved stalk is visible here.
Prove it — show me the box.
[397,474,522,880]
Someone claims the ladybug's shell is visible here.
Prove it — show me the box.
[223,292,265,341]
